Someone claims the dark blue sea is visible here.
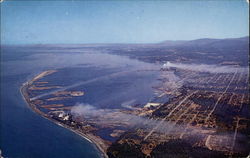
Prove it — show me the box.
[0,45,160,158]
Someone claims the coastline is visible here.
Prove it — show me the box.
[20,79,109,158]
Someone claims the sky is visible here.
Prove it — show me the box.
[1,0,249,44]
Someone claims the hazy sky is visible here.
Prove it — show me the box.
[1,0,249,44]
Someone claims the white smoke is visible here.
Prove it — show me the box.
[71,103,98,116]
[121,99,137,109]
[163,61,248,73]
[71,103,183,134]
[70,103,243,151]
[161,71,183,92]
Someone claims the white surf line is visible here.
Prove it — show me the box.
[30,70,134,101]
[143,91,197,141]
[204,71,237,123]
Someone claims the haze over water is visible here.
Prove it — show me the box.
[1,1,248,157]
[0,45,160,158]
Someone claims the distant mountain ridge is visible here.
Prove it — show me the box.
[159,36,249,47]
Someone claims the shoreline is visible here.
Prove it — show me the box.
[20,80,109,158]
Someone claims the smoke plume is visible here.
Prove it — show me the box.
[71,103,183,134]
[163,61,248,73]
[70,103,244,152]
[121,99,137,109]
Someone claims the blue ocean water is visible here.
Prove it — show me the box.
[36,67,159,110]
[0,45,160,158]
[0,46,101,158]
